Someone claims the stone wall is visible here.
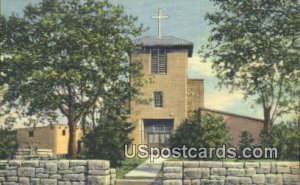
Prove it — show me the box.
[163,161,300,185]
[0,160,116,185]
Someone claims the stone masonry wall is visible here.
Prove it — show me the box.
[163,161,300,185]
[0,160,116,185]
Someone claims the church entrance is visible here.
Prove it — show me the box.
[143,119,174,148]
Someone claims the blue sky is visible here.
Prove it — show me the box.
[1,0,263,120]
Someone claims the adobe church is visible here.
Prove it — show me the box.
[129,9,264,148]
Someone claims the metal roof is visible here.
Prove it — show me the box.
[133,36,194,57]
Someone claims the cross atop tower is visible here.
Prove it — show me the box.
[151,8,168,38]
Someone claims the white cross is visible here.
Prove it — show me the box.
[151,8,168,38]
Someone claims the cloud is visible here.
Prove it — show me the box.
[205,89,244,110]
[188,56,215,78]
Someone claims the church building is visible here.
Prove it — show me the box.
[129,9,264,148]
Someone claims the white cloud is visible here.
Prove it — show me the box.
[205,89,244,110]
[188,56,215,78]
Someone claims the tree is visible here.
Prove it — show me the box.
[170,115,230,156]
[238,130,254,155]
[0,117,18,159]
[261,121,300,160]
[82,108,134,167]
[202,0,300,128]
[1,0,143,158]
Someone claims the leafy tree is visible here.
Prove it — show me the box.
[238,130,254,155]
[170,115,230,156]
[202,0,300,127]
[0,117,18,159]
[81,109,134,167]
[1,0,143,158]
[261,121,300,160]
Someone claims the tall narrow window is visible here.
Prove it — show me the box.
[154,91,163,107]
[28,131,34,137]
[151,49,167,74]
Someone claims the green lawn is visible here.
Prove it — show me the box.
[116,157,147,179]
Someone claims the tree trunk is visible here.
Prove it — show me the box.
[68,120,78,159]
[263,107,271,129]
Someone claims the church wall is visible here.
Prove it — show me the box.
[130,49,189,145]
[187,79,204,118]
[199,108,264,148]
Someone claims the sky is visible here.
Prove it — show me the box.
[1,0,264,126]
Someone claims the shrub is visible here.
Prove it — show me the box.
[82,117,134,167]
[261,121,300,160]
[0,128,18,159]
[238,130,254,157]
[170,115,230,152]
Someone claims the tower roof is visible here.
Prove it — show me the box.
[133,36,194,57]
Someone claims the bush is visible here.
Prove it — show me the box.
[0,128,18,159]
[170,115,230,151]
[261,121,300,160]
[82,117,134,167]
[238,130,254,152]
[238,130,254,157]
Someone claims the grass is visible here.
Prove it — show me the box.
[116,157,147,179]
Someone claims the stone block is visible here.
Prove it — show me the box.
[239,177,252,184]
[200,168,210,179]
[200,161,222,168]
[63,174,85,181]
[210,175,225,181]
[244,162,259,168]
[252,174,265,184]
[210,168,226,176]
[70,166,86,174]
[291,166,300,174]
[164,161,183,168]
[71,183,85,185]
[88,169,110,175]
[184,168,201,179]
[88,161,110,170]
[244,168,256,177]
[58,182,71,185]
[225,176,239,185]
[266,174,282,184]
[58,161,69,170]
[45,162,58,174]
[21,160,39,167]
[183,161,199,168]
[223,162,244,169]
[40,179,57,185]
[18,167,35,177]
[36,173,49,178]
[7,177,18,182]
[227,168,245,177]
[50,174,62,180]
[0,177,5,182]
[3,182,18,185]
[31,178,40,185]
[191,179,200,185]
[164,173,183,179]
[0,170,17,177]
[69,160,87,167]
[201,179,224,185]
[164,167,182,173]
[163,180,182,185]
[8,161,21,167]
[277,166,290,174]
[257,162,271,174]
[19,177,30,185]
[183,180,191,185]
[36,168,45,173]
[87,175,110,185]
[283,174,300,183]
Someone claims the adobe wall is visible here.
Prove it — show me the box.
[187,79,204,118]
[199,109,264,148]
[163,161,300,185]
[0,160,116,185]
[130,49,189,145]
